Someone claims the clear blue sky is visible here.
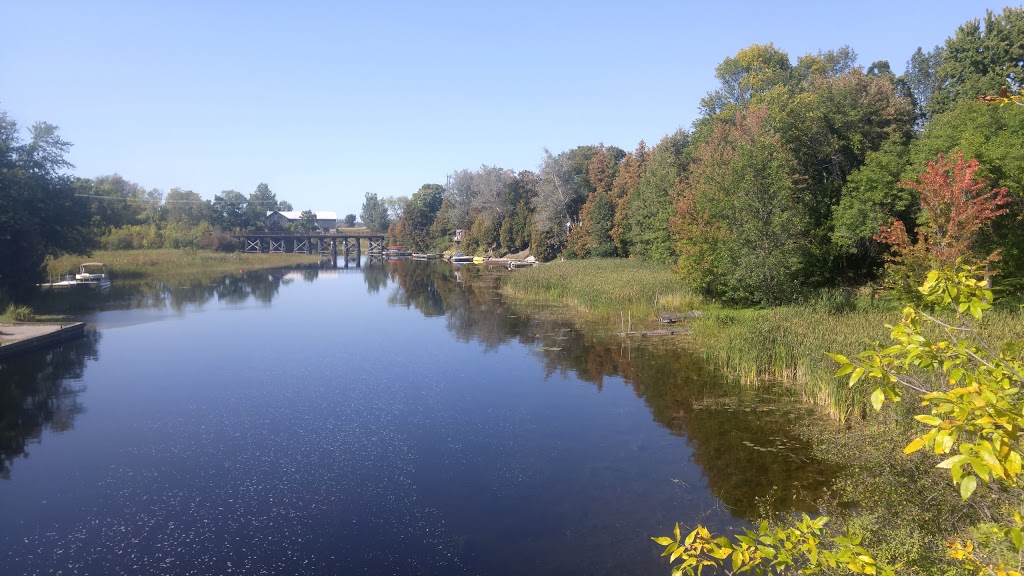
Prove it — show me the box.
[1,1,1013,216]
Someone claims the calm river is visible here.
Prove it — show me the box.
[0,259,836,575]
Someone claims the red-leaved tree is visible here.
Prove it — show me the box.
[876,151,1010,290]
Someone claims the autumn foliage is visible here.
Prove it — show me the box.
[876,152,1010,288]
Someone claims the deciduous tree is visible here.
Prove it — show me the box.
[901,45,944,127]
[360,192,390,232]
[165,188,209,227]
[212,190,248,230]
[929,7,1024,117]
[244,183,280,230]
[778,67,915,282]
[532,146,598,249]
[569,144,621,257]
[699,43,794,118]
[296,209,319,232]
[609,142,648,255]
[876,152,1010,290]
[626,131,690,264]
[674,107,808,305]
[390,184,443,251]
[0,112,94,297]
[909,99,1024,274]
[832,134,915,274]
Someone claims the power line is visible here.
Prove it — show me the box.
[74,194,283,205]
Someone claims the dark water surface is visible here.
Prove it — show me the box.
[0,260,836,575]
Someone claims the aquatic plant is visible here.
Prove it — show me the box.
[3,303,33,321]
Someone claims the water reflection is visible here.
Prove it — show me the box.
[29,265,335,316]
[0,330,100,479]
[14,259,839,519]
[362,257,390,294]
[0,257,847,575]
[378,260,840,519]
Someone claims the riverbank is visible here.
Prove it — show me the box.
[46,249,321,281]
[502,259,1023,421]
[500,258,1019,572]
[501,259,891,420]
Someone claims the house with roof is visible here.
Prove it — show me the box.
[265,211,338,232]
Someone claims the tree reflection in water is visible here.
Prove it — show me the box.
[9,259,841,518]
[0,329,100,479]
[28,266,324,317]
[377,259,842,520]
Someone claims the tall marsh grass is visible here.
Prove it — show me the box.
[689,306,898,421]
[3,303,34,322]
[500,259,1024,422]
[501,259,700,323]
[47,250,319,280]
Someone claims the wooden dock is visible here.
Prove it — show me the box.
[0,323,87,359]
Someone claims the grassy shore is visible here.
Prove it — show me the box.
[45,249,320,281]
[501,258,702,326]
[0,249,322,322]
[500,258,887,420]
[502,258,1021,570]
[501,258,1022,421]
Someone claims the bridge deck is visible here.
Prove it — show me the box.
[231,233,385,239]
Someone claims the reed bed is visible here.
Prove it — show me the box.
[689,306,898,421]
[501,259,701,323]
[46,249,320,280]
[2,303,34,322]
[501,258,1024,422]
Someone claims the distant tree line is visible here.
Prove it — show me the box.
[0,117,308,296]
[79,179,297,250]
[373,7,1024,304]
[3,7,1021,302]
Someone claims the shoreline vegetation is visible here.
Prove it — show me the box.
[0,3,1020,571]
[501,258,1024,572]
[0,250,320,323]
[502,258,894,421]
[44,250,320,282]
[501,259,1024,422]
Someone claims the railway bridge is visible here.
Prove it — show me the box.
[233,232,387,263]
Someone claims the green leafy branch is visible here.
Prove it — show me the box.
[655,263,1024,575]
[829,264,1024,500]
[653,515,894,575]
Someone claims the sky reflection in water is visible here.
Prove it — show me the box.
[0,260,837,575]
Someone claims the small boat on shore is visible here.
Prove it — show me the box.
[385,245,413,256]
[39,263,111,291]
[76,263,109,282]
